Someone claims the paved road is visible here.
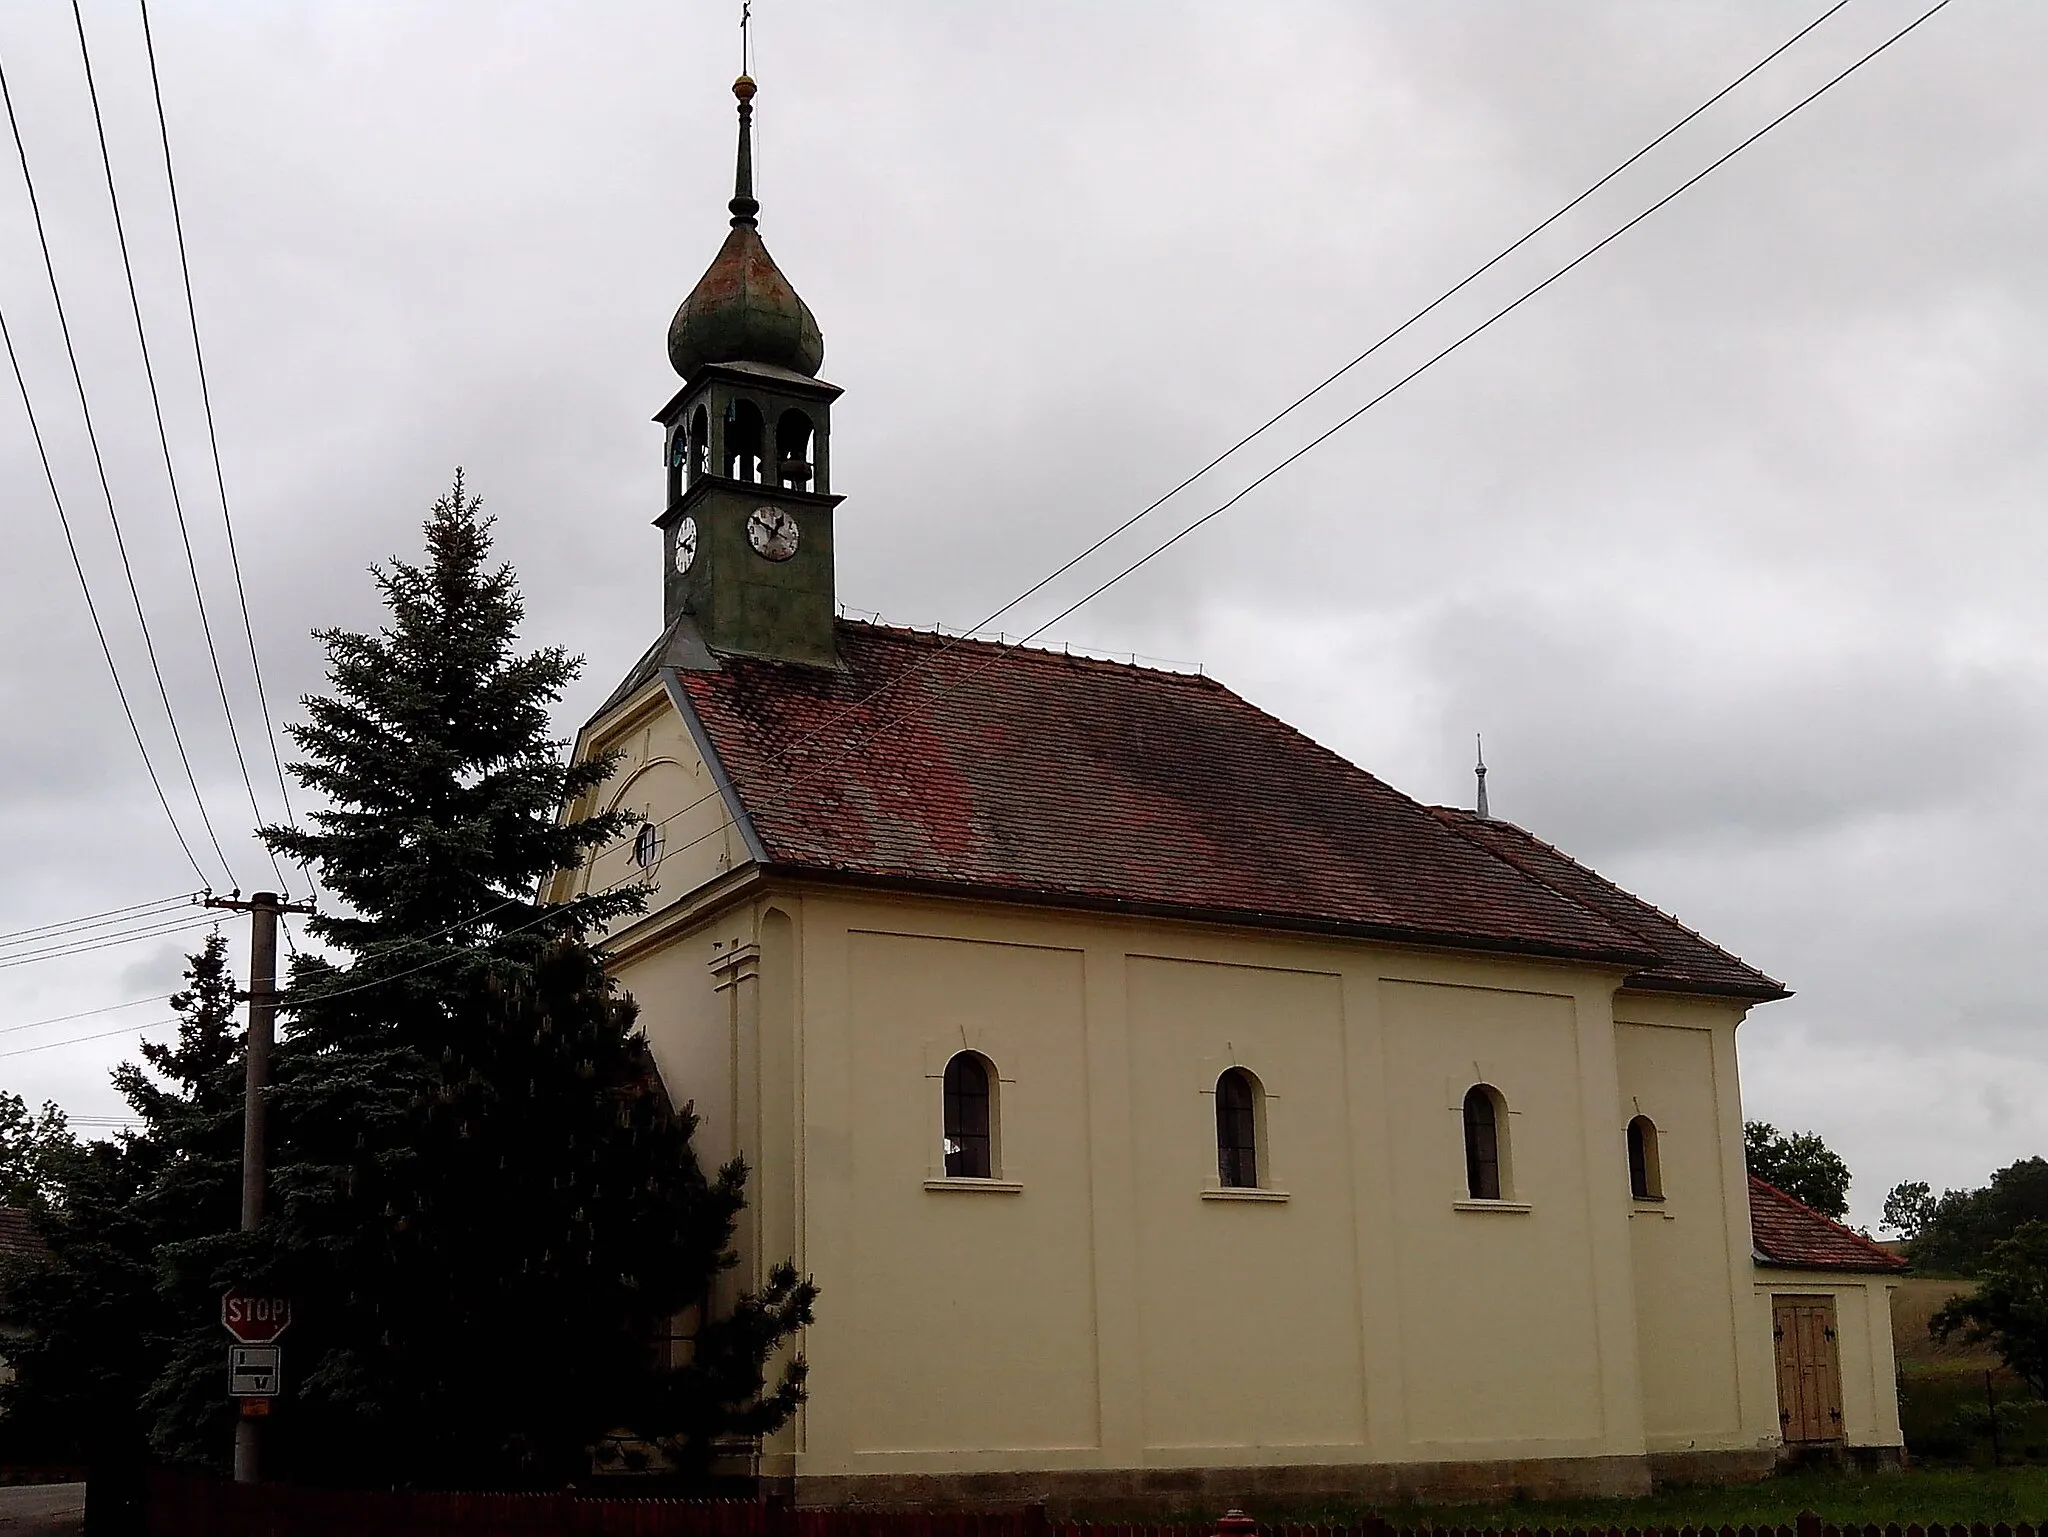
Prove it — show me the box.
[0,1483,84,1535]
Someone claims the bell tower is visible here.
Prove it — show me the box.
[655,74,843,668]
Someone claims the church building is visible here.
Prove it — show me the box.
[551,75,1904,1509]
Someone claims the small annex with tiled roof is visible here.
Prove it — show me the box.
[1746,1177,1907,1458]
[545,60,1881,1509]
[1750,1176,1906,1274]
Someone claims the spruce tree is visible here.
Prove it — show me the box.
[0,933,245,1491]
[146,474,813,1486]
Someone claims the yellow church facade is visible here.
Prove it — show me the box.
[549,75,1904,1508]
[551,649,1899,1506]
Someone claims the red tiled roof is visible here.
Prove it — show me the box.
[1749,1176,1905,1272]
[644,621,1783,995]
[1431,808,1786,999]
[0,1205,46,1291]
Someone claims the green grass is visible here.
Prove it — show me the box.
[1182,1466,2048,1530]
[1385,1467,2048,1529]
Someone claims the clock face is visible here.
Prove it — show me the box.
[672,516,699,575]
[747,504,800,562]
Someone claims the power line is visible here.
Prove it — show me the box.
[6,0,1881,1007]
[0,913,219,972]
[0,900,199,954]
[582,0,1957,886]
[135,0,319,908]
[0,1016,176,1061]
[562,0,1876,883]
[0,993,176,1039]
[827,0,1855,734]
[13,3,1876,1026]
[68,0,273,899]
[0,300,211,887]
[276,0,1954,1017]
[1005,0,1956,638]
[0,47,235,889]
[0,890,199,947]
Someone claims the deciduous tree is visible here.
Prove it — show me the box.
[1883,1179,1936,1241]
[1932,1221,2048,1397]
[1744,1121,1852,1219]
[1906,1158,2048,1276]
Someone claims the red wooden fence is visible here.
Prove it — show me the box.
[142,1475,2048,1537]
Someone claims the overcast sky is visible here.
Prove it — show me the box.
[0,1,2040,1227]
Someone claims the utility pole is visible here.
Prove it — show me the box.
[204,890,315,1484]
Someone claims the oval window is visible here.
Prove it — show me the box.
[632,821,664,869]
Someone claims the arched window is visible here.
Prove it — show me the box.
[724,398,765,482]
[775,409,814,490]
[1463,1084,1506,1201]
[942,1052,994,1179]
[1627,1114,1662,1201]
[665,422,688,502]
[687,405,710,482]
[1215,1068,1259,1188]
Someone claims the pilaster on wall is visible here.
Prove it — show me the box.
[758,904,805,1476]
[1080,935,1143,1467]
[1341,969,1405,1457]
[708,903,806,1479]
[758,907,801,1287]
[711,935,763,1298]
[1715,1015,1781,1450]
[790,896,856,1481]
[1572,981,1648,1456]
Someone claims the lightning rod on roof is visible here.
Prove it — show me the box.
[1474,734,1490,821]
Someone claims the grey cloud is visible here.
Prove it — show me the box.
[1411,592,2039,853]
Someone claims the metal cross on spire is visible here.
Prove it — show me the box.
[741,0,752,77]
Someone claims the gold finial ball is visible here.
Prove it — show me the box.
[733,74,757,101]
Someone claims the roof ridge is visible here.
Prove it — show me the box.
[838,617,1222,688]
[1434,808,1783,994]
[671,629,1764,982]
[1418,807,1661,966]
[839,637,1657,964]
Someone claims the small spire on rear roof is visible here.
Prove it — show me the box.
[1474,734,1490,820]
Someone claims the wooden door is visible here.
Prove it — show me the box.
[1772,1295,1845,1443]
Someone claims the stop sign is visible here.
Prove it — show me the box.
[220,1292,292,1345]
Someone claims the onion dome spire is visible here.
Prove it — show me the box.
[666,74,825,380]
[728,73,759,227]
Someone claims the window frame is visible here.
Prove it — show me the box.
[940,1050,998,1181]
[1627,1113,1663,1201]
[1215,1067,1260,1190]
[1462,1083,1510,1201]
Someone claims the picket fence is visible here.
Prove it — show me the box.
[141,1477,2048,1537]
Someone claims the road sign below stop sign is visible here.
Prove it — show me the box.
[220,1291,292,1346]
